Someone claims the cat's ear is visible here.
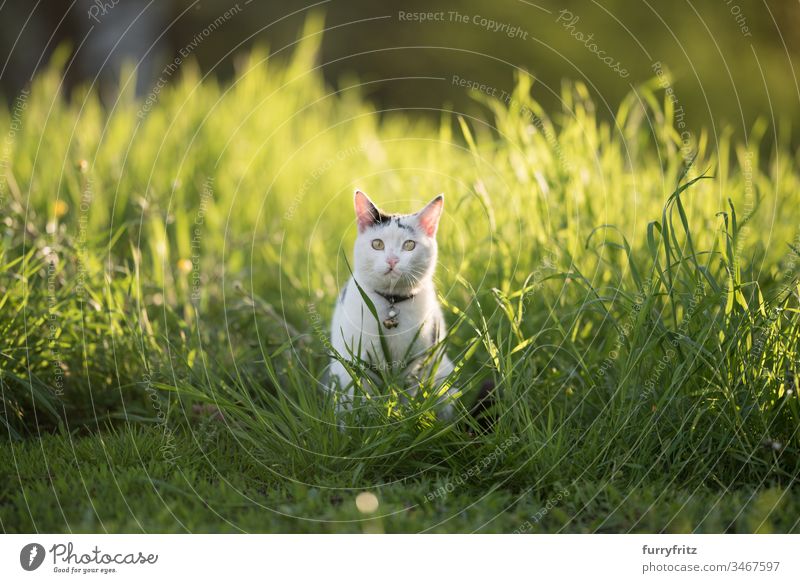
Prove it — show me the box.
[416,194,444,237]
[354,190,388,232]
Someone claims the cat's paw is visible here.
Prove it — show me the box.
[435,390,459,422]
[436,402,455,422]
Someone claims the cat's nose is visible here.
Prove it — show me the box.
[386,256,399,269]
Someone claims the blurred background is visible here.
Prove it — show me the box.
[1,0,798,144]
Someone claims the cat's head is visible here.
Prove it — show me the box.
[351,190,443,294]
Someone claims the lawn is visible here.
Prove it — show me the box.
[3,428,798,533]
[2,21,799,533]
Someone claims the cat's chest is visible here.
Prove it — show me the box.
[372,297,432,360]
[336,283,437,357]
[377,298,428,333]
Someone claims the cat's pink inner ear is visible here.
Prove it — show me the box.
[354,190,378,232]
[417,195,444,237]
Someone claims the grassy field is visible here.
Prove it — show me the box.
[3,428,799,533]
[2,21,800,533]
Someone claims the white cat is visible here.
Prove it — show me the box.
[328,190,457,420]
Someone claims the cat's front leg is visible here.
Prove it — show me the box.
[328,360,355,415]
[432,354,459,421]
[328,358,379,421]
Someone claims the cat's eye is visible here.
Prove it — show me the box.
[371,239,384,250]
[402,240,416,251]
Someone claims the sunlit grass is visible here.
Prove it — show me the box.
[1,18,799,531]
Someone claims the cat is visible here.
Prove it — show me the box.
[328,190,457,420]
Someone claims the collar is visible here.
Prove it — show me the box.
[374,290,416,304]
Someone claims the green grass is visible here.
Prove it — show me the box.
[3,427,798,533]
[2,19,800,532]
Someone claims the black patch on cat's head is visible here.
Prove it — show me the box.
[364,207,392,228]
[372,210,392,226]
[355,190,393,232]
[393,217,414,232]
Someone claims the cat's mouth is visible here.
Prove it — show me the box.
[384,268,401,277]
